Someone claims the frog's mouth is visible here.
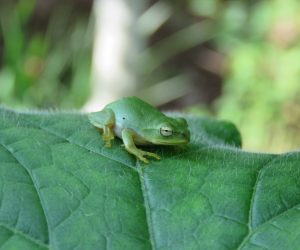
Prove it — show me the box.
[151,139,189,145]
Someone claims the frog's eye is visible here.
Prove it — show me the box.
[160,126,173,136]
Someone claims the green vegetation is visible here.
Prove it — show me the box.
[0,1,93,109]
[215,0,300,152]
[1,107,300,249]
[0,0,299,151]
[1,1,300,249]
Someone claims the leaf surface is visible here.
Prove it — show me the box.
[0,107,299,250]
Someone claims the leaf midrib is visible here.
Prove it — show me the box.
[5,119,156,249]
[1,116,248,250]
[4,110,297,250]
[37,121,160,249]
[39,123,157,249]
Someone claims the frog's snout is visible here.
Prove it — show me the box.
[181,130,190,143]
[186,130,191,142]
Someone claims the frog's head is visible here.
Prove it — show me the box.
[144,117,190,145]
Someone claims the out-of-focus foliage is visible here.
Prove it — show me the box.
[150,0,300,152]
[0,0,93,108]
[136,0,221,106]
[214,0,300,152]
[0,0,299,152]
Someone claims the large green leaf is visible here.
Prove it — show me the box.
[0,107,300,250]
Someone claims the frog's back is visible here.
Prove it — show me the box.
[106,96,149,110]
[105,96,166,132]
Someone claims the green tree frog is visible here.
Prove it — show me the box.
[88,96,190,163]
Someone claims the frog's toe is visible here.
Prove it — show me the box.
[103,135,114,141]
[104,138,113,147]
[102,135,114,147]
[142,151,160,160]
[138,155,149,164]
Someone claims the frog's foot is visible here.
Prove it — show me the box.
[102,127,115,148]
[136,150,160,164]
[102,133,114,147]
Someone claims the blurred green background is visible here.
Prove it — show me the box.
[0,0,300,153]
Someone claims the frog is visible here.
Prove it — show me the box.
[88,96,190,163]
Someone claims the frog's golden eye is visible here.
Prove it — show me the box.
[160,126,173,136]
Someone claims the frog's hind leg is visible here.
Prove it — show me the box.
[88,108,115,147]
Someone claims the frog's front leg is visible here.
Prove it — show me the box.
[121,128,160,164]
[88,108,115,147]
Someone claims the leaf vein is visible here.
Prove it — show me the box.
[236,155,281,249]
[0,142,50,246]
[0,222,49,249]
[37,125,137,171]
[137,165,157,250]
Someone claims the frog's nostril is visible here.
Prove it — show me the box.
[185,131,190,140]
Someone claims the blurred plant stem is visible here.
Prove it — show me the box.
[84,0,145,111]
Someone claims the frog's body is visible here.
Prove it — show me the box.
[88,96,190,163]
